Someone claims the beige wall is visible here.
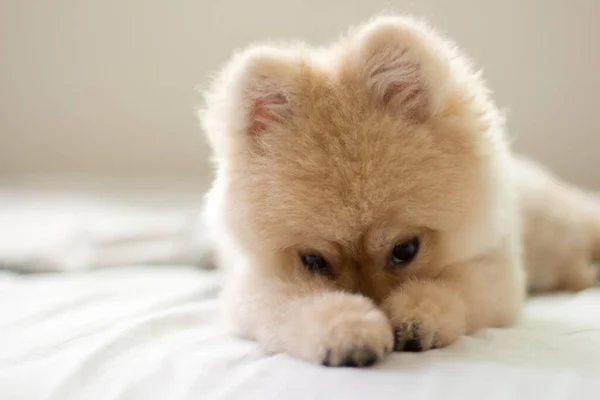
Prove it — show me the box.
[1,1,599,188]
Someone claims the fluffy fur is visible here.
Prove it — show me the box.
[200,15,600,367]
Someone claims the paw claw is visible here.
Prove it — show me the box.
[322,350,332,366]
[394,322,428,352]
[402,338,423,352]
[340,347,378,367]
[324,347,379,368]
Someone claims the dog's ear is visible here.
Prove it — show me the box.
[201,46,301,154]
[235,48,298,137]
[346,16,456,121]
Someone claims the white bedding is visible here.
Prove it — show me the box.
[1,267,600,400]
[1,187,600,400]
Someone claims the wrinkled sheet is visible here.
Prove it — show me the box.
[0,186,209,272]
[1,267,600,400]
[1,187,600,400]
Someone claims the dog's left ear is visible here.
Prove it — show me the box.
[201,46,303,156]
[345,16,457,121]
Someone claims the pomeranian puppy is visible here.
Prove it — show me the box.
[200,15,600,367]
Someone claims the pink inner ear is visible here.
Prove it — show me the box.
[248,93,288,135]
[383,81,424,106]
[369,57,426,115]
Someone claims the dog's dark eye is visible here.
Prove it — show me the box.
[390,237,420,266]
[300,254,330,275]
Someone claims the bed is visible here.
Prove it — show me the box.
[1,186,599,400]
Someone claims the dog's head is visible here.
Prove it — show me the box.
[202,16,511,302]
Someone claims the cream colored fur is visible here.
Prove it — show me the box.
[200,15,600,367]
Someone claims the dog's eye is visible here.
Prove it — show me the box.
[300,254,330,275]
[390,237,420,266]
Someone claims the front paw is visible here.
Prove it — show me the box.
[299,293,394,367]
[392,320,439,352]
[382,281,467,352]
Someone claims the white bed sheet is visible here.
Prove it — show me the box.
[1,266,600,400]
[1,186,599,400]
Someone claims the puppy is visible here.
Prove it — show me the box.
[200,15,600,367]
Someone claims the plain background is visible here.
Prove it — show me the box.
[1,1,599,189]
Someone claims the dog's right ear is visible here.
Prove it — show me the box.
[201,46,301,155]
[342,16,466,122]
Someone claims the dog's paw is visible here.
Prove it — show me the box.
[392,320,441,352]
[298,293,394,367]
[381,281,467,352]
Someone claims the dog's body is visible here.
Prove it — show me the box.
[517,157,600,292]
[201,16,600,367]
